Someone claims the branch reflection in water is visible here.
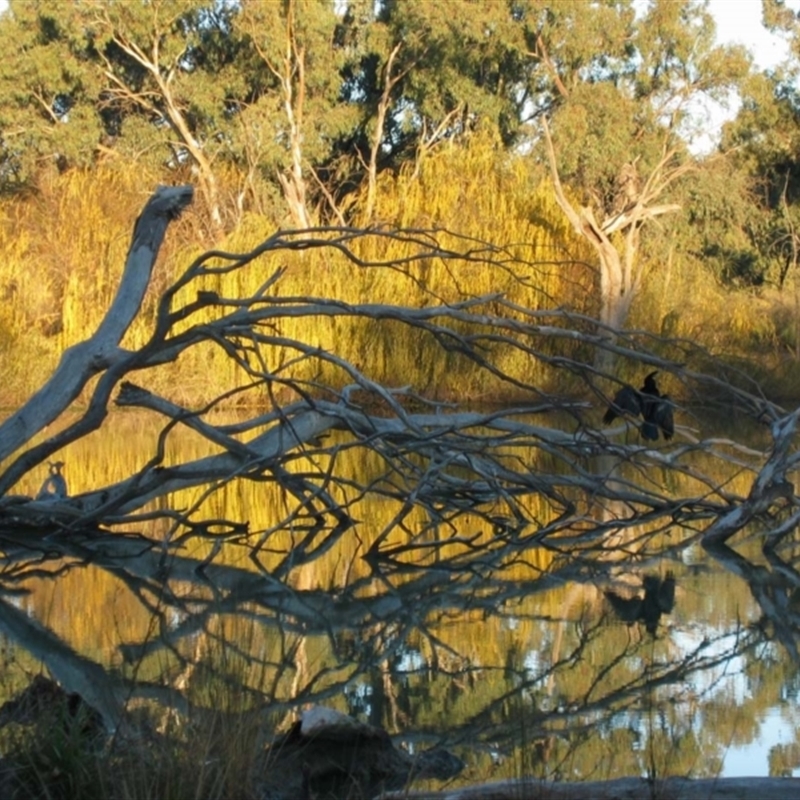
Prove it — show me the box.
[1,412,799,792]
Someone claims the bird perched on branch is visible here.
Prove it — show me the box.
[603,371,674,441]
[36,461,68,500]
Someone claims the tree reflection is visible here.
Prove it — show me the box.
[0,498,793,787]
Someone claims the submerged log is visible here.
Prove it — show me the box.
[0,179,798,556]
[376,775,800,800]
[0,597,127,732]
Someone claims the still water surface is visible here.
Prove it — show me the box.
[2,411,799,789]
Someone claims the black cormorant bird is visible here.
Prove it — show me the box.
[603,371,674,441]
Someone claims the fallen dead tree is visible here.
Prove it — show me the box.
[0,184,797,558]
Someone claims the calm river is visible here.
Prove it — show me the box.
[2,410,799,790]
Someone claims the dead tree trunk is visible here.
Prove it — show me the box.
[0,185,194,465]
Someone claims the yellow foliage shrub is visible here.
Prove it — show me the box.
[0,136,791,409]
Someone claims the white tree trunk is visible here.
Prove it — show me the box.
[540,117,681,367]
[0,185,194,465]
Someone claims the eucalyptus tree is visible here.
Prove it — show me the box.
[519,0,752,343]
[334,0,531,220]
[234,0,361,227]
[716,0,800,291]
[0,0,243,227]
[0,0,104,187]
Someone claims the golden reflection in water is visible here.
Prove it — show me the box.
[5,411,800,785]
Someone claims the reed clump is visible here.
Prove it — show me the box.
[0,661,274,800]
[0,707,267,800]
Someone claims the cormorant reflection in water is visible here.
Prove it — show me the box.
[604,573,676,635]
